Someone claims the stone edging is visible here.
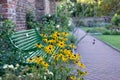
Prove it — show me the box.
[93,35,120,53]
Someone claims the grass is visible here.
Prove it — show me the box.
[97,35,120,50]
[81,27,120,50]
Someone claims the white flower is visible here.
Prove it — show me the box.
[48,14,51,17]
[68,18,72,26]
[8,65,14,69]
[49,72,53,76]
[3,64,8,69]
[71,3,75,6]
[14,67,17,70]
[56,25,60,28]
[27,73,33,77]
[44,76,46,80]
[0,77,2,80]
[16,64,19,67]
[18,75,22,78]
[46,69,54,76]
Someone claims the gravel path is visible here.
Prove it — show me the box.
[74,28,120,80]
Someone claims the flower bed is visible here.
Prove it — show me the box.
[1,31,87,80]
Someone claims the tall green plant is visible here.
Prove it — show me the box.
[111,14,120,26]
[26,10,40,29]
[57,2,72,31]
[0,20,20,76]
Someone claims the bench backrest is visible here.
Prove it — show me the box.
[10,28,42,51]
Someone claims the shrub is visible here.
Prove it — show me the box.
[76,20,84,27]
[1,31,87,80]
[111,31,120,35]
[111,14,120,26]
[26,10,40,29]
[26,31,86,80]
[88,27,107,33]
[68,33,77,44]
[0,20,21,76]
[39,3,74,34]
[102,30,111,35]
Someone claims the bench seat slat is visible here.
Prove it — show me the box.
[14,35,38,45]
[14,29,35,34]
[29,50,46,58]
[13,35,37,42]
[10,28,43,62]
[19,40,38,50]
[11,32,36,39]
[29,50,40,58]
[17,39,39,50]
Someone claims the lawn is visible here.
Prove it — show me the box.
[97,35,120,50]
[81,27,120,50]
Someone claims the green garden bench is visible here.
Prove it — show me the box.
[9,28,45,61]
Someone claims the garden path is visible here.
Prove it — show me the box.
[74,28,120,80]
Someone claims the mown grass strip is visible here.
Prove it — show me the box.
[97,35,120,50]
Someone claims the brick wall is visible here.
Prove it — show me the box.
[0,0,16,21]
[44,0,50,14]
[50,0,56,14]
[35,0,56,21]
[16,0,27,30]
[0,0,56,30]
[0,2,3,26]
[35,0,45,21]
[0,0,25,31]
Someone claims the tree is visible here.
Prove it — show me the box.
[98,0,120,16]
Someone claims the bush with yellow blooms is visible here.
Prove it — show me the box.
[26,31,87,80]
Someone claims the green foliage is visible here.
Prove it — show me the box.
[39,3,74,34]
[84,4,95,17]
[102,30,111,35]
[68,33,77,44]
[82,26,120,35]
[57,3,71,29]
[40,14,57,34]
[97,0,120,16]
[111,14,120,26]
[68,1,96,17]
[0,14,3,21]
[71,3,83,17]
[76,20,84,27]
[86,27,107,33]
[0,20,20,76]
[26,10,40,29]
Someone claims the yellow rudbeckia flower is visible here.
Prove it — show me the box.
[41,61,49,68]
[62,32,69,36]
[57,41,66,48]
[45,45,54,54]
[35,43,43,48]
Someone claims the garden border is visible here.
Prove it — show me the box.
[92,33,120,53]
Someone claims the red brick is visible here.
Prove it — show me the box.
[2,3,10,8]
[0,0,7,4]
